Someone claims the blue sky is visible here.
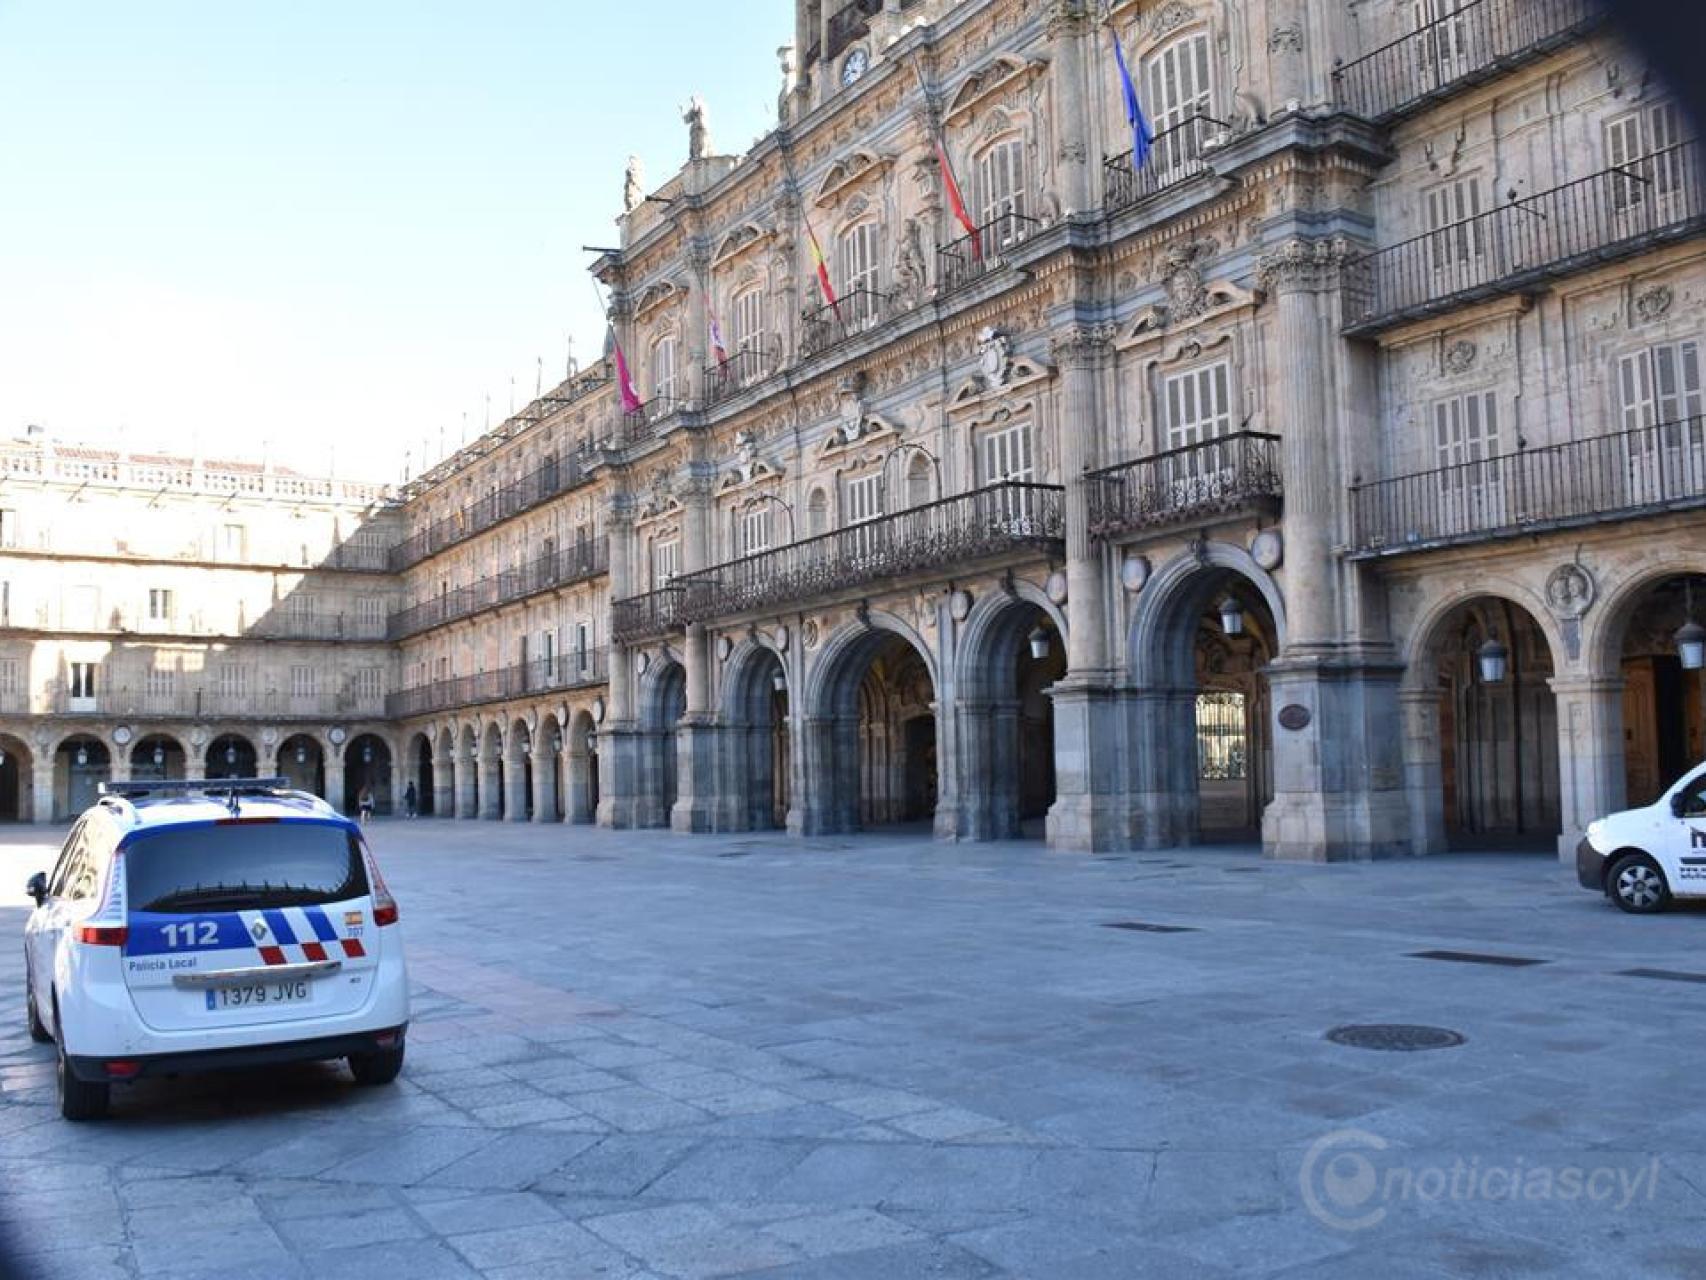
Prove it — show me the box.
[0,1,787,480]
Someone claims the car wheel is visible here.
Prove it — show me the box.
[348,1042,405,1086]
[1608,853,1671,915]
[25,959,51,1044]
[53,1001,109,1122]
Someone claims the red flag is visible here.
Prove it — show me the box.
[614,342,642,414]
[805,218,838,312]
[936,139,980,258]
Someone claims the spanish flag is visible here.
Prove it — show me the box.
[936,139,980,258]
[805,218,837,311]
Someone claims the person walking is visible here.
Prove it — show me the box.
[403,780,418,819]
[357,783,375,824]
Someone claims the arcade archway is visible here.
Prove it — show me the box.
[957,599,1064,839]
[721,646,790,831]
[55,735,112,819]
[206,733,257,780]
[278,734,325,796]
[0,735,33,821]
[129,734,186,784]
[344,734,392,814]
[639,660,687,827]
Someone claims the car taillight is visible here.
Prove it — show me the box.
[374,900,399,927]
[361,841,399,926]
[78,924,128,946]
[104,1061,142,1079]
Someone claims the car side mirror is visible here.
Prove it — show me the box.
[25,872,47,906]
[1672,794,1690,819]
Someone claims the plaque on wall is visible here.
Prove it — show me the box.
[1278,703,1312,732]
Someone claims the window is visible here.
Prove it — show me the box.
[289,665,316,699]
[1424,177,1485,278]
[356,667,384,702]
[219,523,247,562]
[215,662,249,701]
[357,596,385,630]
[0,658,21,698]
[845,472,884,555]
[1145,31,1212,174]
[1195,691,1247,781]
[575,621,593,671]
[982,422,1037,525]
[906,455,933,508]
[976,139,1028,249]
[0,509,16,549]
[145,664,176,700]
[1432,391,1503,530]
[806,488,829,539]
[148,588,173,624]
[1619,340,1705,502]
[1414,0,1475,88]
[740,506,773,556]
[68,661,97,700]
[1163,361,1234,498]
[734,288,767,362]
[838,222,881,326]
[651,334,679,404]
[1,580,10,627]
[1607,102,1687,213]
[652,538,680,588]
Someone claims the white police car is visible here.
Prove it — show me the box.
[1577,764,1706,914]
[22,779,408,1120]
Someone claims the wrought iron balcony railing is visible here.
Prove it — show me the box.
[671,482,1065,624]
[389,448,594,571]
[1343,142,1704,335]
[1103,114,1231,215]
[1088,432,1283,540]
[937,212,1043,295]
[385,649,609,719]
[50,689,388,720]
[799,287,896,359]
[1350,416,1706,557]
[388,539,609,641]
[1333,0,1601,124]
[611,584,689,644]
[704,346,780,408]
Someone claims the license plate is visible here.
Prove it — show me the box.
[204,979,311,1011]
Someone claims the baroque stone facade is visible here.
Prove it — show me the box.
[11,0,1706,865]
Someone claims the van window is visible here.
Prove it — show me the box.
[124,822,368,914]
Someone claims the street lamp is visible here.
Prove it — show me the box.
[1027,625,1050,660]
[75,744,88,767]
[772,671,786,692]
[1218,596,1245,637]
[1477,636,1509,685]
[296,743,308,765]
[225,742,237,766]
[152,744,164,768]
[362,742,373,764]
[1678,581,1705,671]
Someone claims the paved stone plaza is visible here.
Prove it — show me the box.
[1,822,1704,1279]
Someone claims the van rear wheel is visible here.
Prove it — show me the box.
[54,1007,109,1122]
[348,1042,404,1086]
[1608,853,1670,915]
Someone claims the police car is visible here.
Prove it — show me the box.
[1577,763,1706,913]
[22,778,408,1120]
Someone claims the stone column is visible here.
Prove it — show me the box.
[324,755,346,815]
[532,742,559,822]
[1399,687,1447,856]
[1045,326,1131,851]
[109,750,132,785]
[503,749,527,822]
[32,763,54,825]
[599,503,645,829]
[453,745,476,819]
[1550,675,1625,864]
[479,752,503,820]
[1045,0,1094,216]
[433,751,454,818]
[672,475,719,833]
[1266,0,1310,111]
[1256,240,1409,861]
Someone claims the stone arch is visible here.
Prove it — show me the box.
[0,733,35,821]
[130,732,187,784]
[534,711,563,823]
[54,733,113,820]
[953,584,1068,839]
[504,717,532,823]
[718,638,791,831]
[433,725,456,817]
[802,614,940,835]
[636,656,688,827]
[1586,558,1706,677]
[479,721,505,819]
[404,731,434,816]
[1125,546,1284,848]
[205,732,258,780]
[1402,591,1562,854]
[344,733,393,815]
[277,733,326,796]
[566,707,599,824]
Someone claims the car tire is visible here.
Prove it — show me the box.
[1608,853,1671,915]
[25,960,51,1044]
[53,1001,109,1122]
[348,1042,405,1086]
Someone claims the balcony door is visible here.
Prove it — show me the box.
[837,222,881,330]
[975,139,1028,254]
[1144,31,1212,183]
[982,422,1036,531]
[1163,362,1234,508]
[1607,103,1689,231]
[845,472,884,562]
[1413,0,1477,96]
[1619,340,1705,507]
[1432,392,1505,535]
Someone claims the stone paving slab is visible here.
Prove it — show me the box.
[2,821,1706,1277]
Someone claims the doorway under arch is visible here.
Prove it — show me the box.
[721,646,790,831]
[344,734,392,814]
[957,601,1064,839]
[0,735,33,821]
[56,735,112,819]
[639,660,687,827]
[407,732,435,816]
[206,733,257,780]
[535,714,563,822]
[1603,573,1706,808]
[479,723,504,819]
[458,724,480,818]
[278,734,325,797]
[506,719,533,822]
[130,734,186,784]
[567,709,598,823]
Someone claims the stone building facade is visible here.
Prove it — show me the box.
[12,0,1705,865]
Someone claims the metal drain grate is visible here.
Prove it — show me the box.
[1409,949,1547,968]
[1102,921,1200,934]
[1327,1024,1466,1052]
[1619,968,1706,985]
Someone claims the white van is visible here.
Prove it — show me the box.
[1577,765,1706,913]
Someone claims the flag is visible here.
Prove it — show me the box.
[935,139,981,257]
[707,301,729,368]
[614,341,642,414]
[805,218,837,310]
[1110,29,1152,172]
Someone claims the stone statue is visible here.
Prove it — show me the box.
[684,96,710,161]
[895,218,927,305]
[734,430,761,483]
[777,46,797,122]
[623,156,644,214]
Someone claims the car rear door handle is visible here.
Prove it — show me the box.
[172,959,343,989]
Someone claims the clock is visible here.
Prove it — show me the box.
[841,48,869,87]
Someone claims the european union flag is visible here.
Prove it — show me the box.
[1110,29,1153,172]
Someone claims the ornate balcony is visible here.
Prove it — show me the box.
[1088,432,1283,541]
[1350,416,1706,558]
[1333,0,1601,124]
[388,539,608,641]
[611,584,689,644]
[798,287,897,360]
[703,346,781,409]
[385,650,609,719]
[389,448,595,571]
[1103,115,1231,215]
[1343,143,1704,336]
[672,482,1065,625]
[937,212,1042,296]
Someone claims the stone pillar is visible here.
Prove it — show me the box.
[109,751,131,784]
[184,751,206,782]
[1266,0,1310,111]
[32,765,54,826]
[533,742,559,822]
[433,752,454,818]
[454,745,476,819]
[479,752,503,820]
[672,473,719,833]
[1550,675,1625,864]
[1256,240,1409,861]
[503,750,527,823]
[324,755,346,815]
[599,504,645,829]
[797,713,849,835]
[389,758,404,817]
[1045,0,1095,216]
[1045,326,1131,851]
[1398,687,1447,856]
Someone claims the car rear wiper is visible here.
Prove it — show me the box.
[141,886,335,912]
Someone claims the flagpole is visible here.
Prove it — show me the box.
[778,141,845,337]
[911,54,982,260]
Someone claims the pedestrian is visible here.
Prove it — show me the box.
[403,780,418,819]
[357,783,375,824]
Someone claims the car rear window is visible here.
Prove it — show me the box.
[124,822,368,914]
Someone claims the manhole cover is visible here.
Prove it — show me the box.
[1326,1024,1466,1052]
